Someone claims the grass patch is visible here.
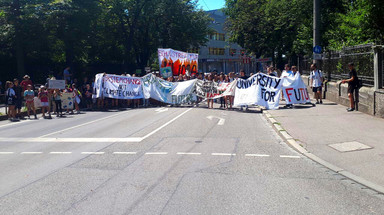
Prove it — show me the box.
[273,122,281,125]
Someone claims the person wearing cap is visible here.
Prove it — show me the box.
[24,84,37,119]
[20,75,33,92]
[38,85,51,118]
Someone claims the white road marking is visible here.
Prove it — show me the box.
[141,108,193,140]
[0,137,142,143]
[113,152,137,155]
[211,153,236,156]
[81,152,105,155]
[49,152,72,154]
[280,155,301,159]
[207,116,226,126]
[0,152,14,154]
[177,152,202,155]
[21,152,43,154]
[245,154,270,157]
[0,120,34,129]
[39,111,128,138]
[145,152,168,155]
[155,107,169,113]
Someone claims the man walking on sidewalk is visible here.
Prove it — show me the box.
[342,62,359,112]
[309,63,323,104]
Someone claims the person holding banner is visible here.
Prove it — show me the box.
[309,63,323,104]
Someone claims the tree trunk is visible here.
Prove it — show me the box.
[13,0,25,77]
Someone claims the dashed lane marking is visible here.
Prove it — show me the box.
[145,152,168,155]
[177,152,202,155]
[211,153,236,156]
[245,154,270,157]
[280,155,301,159]
[113,152,137,155]
[0,152,14,154]
[21,152,43,154]
[81,152,105,155]
[50,152,72,154]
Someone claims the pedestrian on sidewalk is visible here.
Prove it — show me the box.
[309,63,323,104]
[72,84,81,114]
[38,86,51,118]
[13,79,23,119]
[24,84,37,119]
[5,81,16,121]
[342,62,359,112]
[53,89,63,117]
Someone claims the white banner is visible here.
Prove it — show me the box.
[142,74,197,104]
[94,74,143,99]
[234,73,282,110]
[93,73,104,99]
[195,80,237,99]
[158,48,198,76]
[48,80,66,89]
[282,73,311,104]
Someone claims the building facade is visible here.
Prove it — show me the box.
[198,10,255,74]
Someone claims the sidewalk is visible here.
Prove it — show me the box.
[266,99,384,191]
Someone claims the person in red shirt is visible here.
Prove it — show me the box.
[20,75,33,92]
[38,86,51,118]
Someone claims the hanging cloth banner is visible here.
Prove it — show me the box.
[195,80,237,99]
[93,74,144,99]
[234,73,282,110]
[282,73,311,104]
[142,74,197,104]
[158,48,198,76]
[93,73,104,99]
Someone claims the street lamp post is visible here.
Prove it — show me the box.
[313,0,321,64]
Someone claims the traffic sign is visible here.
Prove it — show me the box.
[313,53,322,60]
[313,45,322,54]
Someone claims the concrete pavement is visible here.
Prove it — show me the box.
[267,99,384,194]
[0,105,384,214]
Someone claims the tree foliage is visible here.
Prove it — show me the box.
[224,0,384,67]
[0,0,211,82]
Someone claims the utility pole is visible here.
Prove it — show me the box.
[313,0,321,64]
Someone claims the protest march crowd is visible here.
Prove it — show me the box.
[3,61,360,122]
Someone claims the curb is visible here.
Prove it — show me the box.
[263,110,384,194]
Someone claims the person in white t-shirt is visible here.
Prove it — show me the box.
[310,63,323,104]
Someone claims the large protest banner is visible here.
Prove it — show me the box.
[142,74,197,104]
[158,48,198,76]
[234,73,282,110]
[195,80,237,99]
[93,74,143,99]
[282,73,311,104]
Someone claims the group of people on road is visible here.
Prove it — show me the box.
[3,62,360,122]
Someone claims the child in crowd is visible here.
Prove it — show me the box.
[53,89,63,117]
[84,84,93,110]
[38,86,51,118]
[72,84,81,114]
[24,84,37,119]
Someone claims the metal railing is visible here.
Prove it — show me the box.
[300,44,377,87]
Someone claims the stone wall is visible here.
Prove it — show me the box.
[302,75,384,118]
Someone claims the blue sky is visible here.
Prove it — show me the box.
[198,0,225,11]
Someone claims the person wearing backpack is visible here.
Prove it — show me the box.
[309,63,324,104]
[342,62,359,112]
[5,81,16,121]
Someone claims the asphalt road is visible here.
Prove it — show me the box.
[0,105,383,215]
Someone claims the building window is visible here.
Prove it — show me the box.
[208,32,225,41]
[188,48,199,54]
[209,47,225,55]
[230,49,237,56]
